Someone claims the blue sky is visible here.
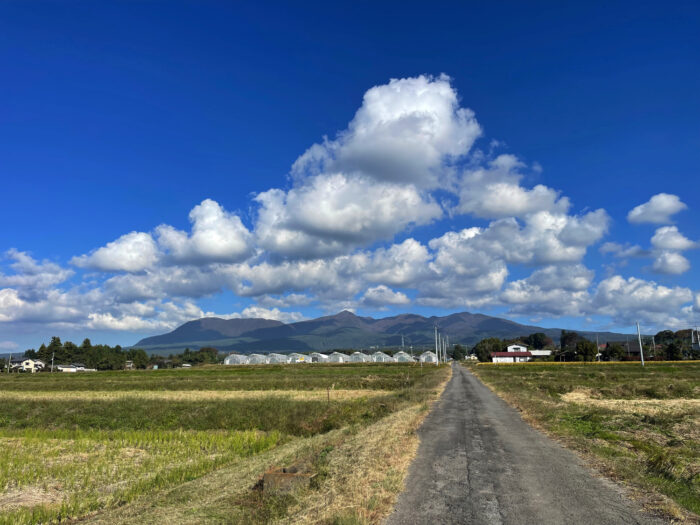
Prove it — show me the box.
[1,1,699,350]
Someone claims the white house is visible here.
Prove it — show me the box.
[224,354,249,365]
[491,351,532,363]
[506,344,528,353]
[328,352,346,363]
[419,351,438,363]
[9,358,45,373]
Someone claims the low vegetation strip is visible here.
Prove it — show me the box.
[0,364,425,392]
[0,389,392,402]
[0,363,447,524]
[468,361,699,519]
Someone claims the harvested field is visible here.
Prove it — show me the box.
[0,363,449,524]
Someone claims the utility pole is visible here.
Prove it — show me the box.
[51,351,55,373]
[7,353,11,374]
[434,325,439,366]
[596,334,600,361]
[637,322,645,367]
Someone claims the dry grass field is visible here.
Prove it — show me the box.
[0,363,449,525]
[468,361,699,520]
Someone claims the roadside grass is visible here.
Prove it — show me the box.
[0,363,448,524]
[467,361,699,519]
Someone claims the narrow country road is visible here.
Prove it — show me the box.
[386,363,666,525]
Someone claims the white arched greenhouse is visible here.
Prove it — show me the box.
[349,352,370,362]
[224,354,249,365]
[372,351,394,362]
[247,354,269,365]
[328,352,347,363]
[267,353,288,364]
[309,352,329,363]
[419,351,438,363]
[394,351,415,363]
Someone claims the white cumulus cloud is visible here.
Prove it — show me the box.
[627,193,687,224]
[72,232,159,273]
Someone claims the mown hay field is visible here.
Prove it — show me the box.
[0,363,448,525]
[469,361,699,519]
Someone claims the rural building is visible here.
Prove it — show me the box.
[419,351,438,363]
[506,344,528,353]
[224,354,249,365]
[371,351,394,362]
[247,354,269,365]
[349,352,370,362]
[328,352,346,363]
[394,351,414,362]
[309,352,329,363]
[267,353,288,364]
[8,358,45,373]
[57,364,77,373]
[491,351,532,363]
[529,350,552,358]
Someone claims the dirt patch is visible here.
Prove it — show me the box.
[0,486,62,510]
[561,389,700,416]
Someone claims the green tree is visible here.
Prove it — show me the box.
[473,338,502,362]
[576,339,597,362]
[601,343,625,361]
[524,333,550,349]
[451,344,467,361]
[665,342,683,361]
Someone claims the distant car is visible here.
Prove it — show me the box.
[181,363,192,368]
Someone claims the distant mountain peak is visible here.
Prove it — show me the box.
[133,309,632,355]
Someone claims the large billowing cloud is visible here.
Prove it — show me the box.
[1,75,697,338]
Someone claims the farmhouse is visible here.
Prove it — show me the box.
[8,358,45,373]
[506,344,528,353]
[491,351,532,363]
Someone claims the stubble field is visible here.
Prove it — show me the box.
[0,363,449,525]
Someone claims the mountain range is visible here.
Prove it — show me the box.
[133,311,632,355]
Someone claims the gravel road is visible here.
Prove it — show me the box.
[386,363,666,525]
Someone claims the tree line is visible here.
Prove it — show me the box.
[3,337,223,371]
[469,329,699,362]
